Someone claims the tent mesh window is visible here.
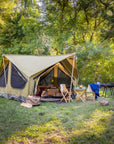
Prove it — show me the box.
[11,63,27,89]
[39,69,54,86]
[0,64,9,87]
[58,68,71,88]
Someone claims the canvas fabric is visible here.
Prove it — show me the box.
[0,54,78,97]
[3,54,78,78]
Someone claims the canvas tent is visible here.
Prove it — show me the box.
[0,53,78,99]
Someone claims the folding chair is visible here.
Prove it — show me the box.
[60,84,72,103]
[86,85,96,100]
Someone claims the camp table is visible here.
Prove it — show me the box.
[74,87,87,103]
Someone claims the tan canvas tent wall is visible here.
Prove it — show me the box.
[0,53,78,98]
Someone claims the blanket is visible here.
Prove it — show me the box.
[90,84,100,99]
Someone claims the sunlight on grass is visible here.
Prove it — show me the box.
[6,108,113,144]
[84,110,112,133]
[0,94,114,144]
[70,110,113,144]
[75,115,84,121]
[7,120,67,144]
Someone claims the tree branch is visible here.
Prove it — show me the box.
[78,25,113,76]
[90,32,94,42]
[99,0,109,9]
[82,34,86,43]
[78,55,98,76]
[84,9,89,25]
[97,26,114,47]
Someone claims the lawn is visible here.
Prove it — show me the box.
[0,90,114,144]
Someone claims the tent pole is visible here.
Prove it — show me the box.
[3,56,8,95]
[34,77,40,95]
[69,54,76,103]
[28,77,30,96]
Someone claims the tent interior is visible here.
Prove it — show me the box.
[0,54,78,101]
[35,62,73,99]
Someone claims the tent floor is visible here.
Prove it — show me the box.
[40,97,61,102]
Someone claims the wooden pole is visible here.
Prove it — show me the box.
[69,54,76,103]
[3,56,8,95]
[28,77,30,96]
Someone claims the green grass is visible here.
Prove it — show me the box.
[0,90,114,144]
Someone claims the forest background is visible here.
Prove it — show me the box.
[0,0,114,85]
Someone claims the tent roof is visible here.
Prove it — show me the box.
[3,53,76,78]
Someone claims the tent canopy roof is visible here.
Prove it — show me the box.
[3,53,77,78]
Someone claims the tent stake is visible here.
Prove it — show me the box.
[69,54,76,103]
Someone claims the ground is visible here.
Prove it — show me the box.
[0,90,114,144]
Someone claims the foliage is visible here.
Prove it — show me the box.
[0,0,50,59]
[76,41,114,84]
[0,0,114,83]
[41,0,114,83]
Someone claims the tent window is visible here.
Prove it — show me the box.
[0,64,9,87]
[11,63,27,89]
[58,68,71,88]
[39,69,54,86]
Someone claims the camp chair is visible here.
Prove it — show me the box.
[60,84,72,103]
[86,85,96,100]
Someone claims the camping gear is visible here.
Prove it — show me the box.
[20,96,40,108]
[74,87,86,103]
[60,84,72,103]
[41,87,62,98]
[0,54,78,101]
[20,102,32,108]
[89,84,100,99]
[100,100,109,106]
[86,85,96,101]
[26,95,40,106]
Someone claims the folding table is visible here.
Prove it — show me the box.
[74,88,87,103]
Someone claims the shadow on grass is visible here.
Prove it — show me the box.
[0,95,113,144]
[0,98,45,143]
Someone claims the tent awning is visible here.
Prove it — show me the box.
[3,53,78,78]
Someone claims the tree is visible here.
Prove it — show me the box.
[0,0,113,83]
[0,0,50,61]
[41,0,114,84]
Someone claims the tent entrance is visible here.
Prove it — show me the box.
[39,69,54,86]
[35,63,71,98]
[57,68,71,88]
[38,63,71,88]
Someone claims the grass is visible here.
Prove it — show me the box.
[0,90,114,144]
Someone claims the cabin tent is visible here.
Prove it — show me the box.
[0,53,78,98]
